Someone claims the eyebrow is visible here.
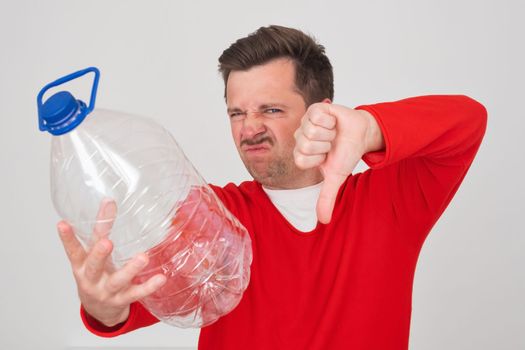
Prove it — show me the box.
[227,103,289,114]
[227,107,243,114]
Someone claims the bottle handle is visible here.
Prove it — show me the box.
[37,67,100,131]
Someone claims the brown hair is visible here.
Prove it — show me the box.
[218,25,334,106]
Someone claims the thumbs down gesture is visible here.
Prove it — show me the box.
[293,103,384,224]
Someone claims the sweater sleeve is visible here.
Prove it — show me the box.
[80,301,159,337]
[355,95,487,246]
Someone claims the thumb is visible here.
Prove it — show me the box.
[316,171,347,224]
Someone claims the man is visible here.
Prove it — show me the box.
[57,25,487,349]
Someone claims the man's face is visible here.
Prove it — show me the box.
[226,58,320,189]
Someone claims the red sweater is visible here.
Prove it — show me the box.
[81,95,487,349]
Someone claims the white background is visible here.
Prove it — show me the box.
[0,0,523,349]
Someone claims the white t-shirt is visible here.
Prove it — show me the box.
[262,182,322,232]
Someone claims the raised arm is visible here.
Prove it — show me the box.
[294,95,487,227]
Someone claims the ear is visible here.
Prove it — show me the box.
[322,98,332,104]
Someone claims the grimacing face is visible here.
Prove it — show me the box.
[226,58,323,189]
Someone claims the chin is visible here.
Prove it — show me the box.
[246,166,269,182]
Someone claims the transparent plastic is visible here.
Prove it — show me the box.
[50,108,252,327]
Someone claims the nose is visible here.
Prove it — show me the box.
[241,112,266,139]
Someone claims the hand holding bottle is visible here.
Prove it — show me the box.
[57,199,166,327]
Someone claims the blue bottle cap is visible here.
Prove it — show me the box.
[37,67,100,136]
[39,91,87,135]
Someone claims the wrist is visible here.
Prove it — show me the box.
[83,304,130,327]
[360,110,385,154]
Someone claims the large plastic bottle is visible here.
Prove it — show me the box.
[37,67,252,328]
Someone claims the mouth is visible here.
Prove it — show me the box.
[242,144,271,154]
[240,136,273,155]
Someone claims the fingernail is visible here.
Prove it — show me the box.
[135,258,146,267]
[155,275,166,286]
[57,222,67,234]
[104,201,116,216]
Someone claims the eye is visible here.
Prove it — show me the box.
[264,108,283,115]
[229,112,245,120]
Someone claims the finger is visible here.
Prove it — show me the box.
[119,274,167,304]
[57,221,87,269]
[105,253,149,294]
[304,104,337,129]
[316,172,347,224]
[301,121,337,142]
[83,238,113,282]
[295,139,332,156]
[294,152,326,170]
[92,198,118,241]
[316,142,362,223]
